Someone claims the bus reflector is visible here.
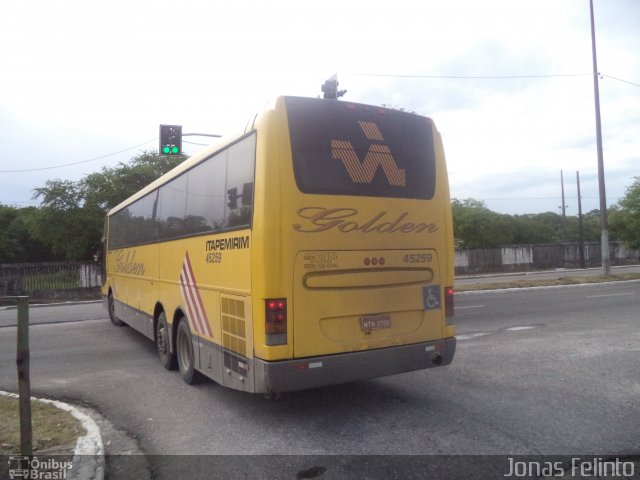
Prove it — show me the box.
[445,287,454,317]
[265,298,287,342]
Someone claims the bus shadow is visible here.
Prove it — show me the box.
[214,373,442,419]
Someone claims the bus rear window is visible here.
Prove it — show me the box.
[286,97,436,200]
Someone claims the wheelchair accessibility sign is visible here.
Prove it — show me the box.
[423,285,441,310]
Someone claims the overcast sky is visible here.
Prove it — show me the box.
[1,0,638,215]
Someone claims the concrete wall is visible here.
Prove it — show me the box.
[0,262,102,298]
[455,242,640,274]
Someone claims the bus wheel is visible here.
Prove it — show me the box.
[156,312,177,370]
[108,292,125,326]
[176,319,201,384]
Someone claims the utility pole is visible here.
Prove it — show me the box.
[560,170,567,218]
[590,0,611,275]
[560,170,567,241]
[577,171,586,268]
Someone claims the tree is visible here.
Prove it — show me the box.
[0,206,25,262]
[0,205,54,262]
[450,199,603,247]
[29,151,186,261]
[30,180,103,260]
[82,151,184,210]
[510,214,551,244]
[451,198,515,248]
[610,177,640,248]
[580,209,604,243]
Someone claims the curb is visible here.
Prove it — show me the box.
[457,277,640,295]
[456,263,640,280]
[0,300,101,311]
[0,390,104,480]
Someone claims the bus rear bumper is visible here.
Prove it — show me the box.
[253,337,456,394]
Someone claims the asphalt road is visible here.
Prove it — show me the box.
[1,281,639,479]
[0,300,105,327]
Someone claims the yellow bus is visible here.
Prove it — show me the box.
[102,96,456,394]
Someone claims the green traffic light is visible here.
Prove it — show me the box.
[162,146,170,154]
[171,146,179,154]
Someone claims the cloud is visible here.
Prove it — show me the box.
[0,0,638,215]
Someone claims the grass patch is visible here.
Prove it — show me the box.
[0,394,85,455]
[457,272,640,292]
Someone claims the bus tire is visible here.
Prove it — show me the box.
[176,319,201,384]
[156,312,177,370]
[108,292,125,327]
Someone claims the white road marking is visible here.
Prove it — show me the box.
[458,325,537,341]
[585,293,634,298]
[457,333,490,341]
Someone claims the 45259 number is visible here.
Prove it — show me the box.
[403,253,433,264]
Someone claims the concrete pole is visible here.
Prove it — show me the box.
[589,0,611,275]
[577,171,586,268]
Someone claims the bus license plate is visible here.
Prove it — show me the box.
[360,314,391,331]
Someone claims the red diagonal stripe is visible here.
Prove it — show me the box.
[181,252,212,337]
[184,253,212,337]
[180,269,201,335]
[182,259,205,335]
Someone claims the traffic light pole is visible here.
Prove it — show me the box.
[182,133,222,138]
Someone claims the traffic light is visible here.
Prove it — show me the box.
[227,187,239,210]
[159,124,182,155]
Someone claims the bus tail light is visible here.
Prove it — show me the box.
[445,287,454,317]
[265,298,287,345]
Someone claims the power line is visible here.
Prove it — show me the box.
[345,72,593,79]
[0,138,157,173]
[479,195,622,201]
[601,74,640,88]
[346,70,639,88]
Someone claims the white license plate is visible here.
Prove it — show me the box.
[360,314,391,331]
